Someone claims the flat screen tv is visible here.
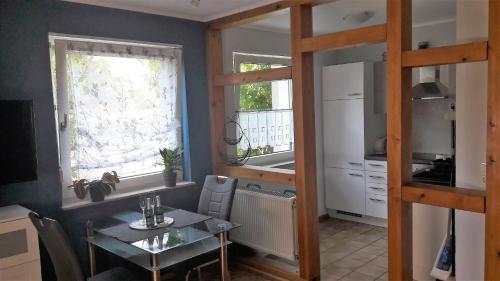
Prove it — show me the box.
[0,100,38,185]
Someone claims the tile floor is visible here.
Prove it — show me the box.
[196,217,388,281]
[319,218,388,281]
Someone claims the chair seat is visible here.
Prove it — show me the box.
[88,267,146,281]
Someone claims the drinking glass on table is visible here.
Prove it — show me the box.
[139,195,147,225]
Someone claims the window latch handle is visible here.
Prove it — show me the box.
[60,113,68,131]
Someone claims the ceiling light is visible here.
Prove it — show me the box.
[190,0,200,7]
[342,11,375,24]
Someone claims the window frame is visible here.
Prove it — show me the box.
[49,34,185,205]
[229,52,294,165]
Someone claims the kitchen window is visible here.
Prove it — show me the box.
[49,35,184,202]
[231,52,294,162]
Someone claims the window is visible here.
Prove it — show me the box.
[50,35,183,197]
[232,53,294,159]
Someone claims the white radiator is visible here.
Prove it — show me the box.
[229,187,298,261]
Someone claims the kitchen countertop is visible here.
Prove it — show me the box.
[365,152,441,164]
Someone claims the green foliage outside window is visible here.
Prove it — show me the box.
[239,63,272,111]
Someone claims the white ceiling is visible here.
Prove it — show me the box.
[64,0,456,34]
[63,0,282,21]
[246,0,457,35]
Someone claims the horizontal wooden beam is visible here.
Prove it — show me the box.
[301,24,387,53]
[235,257,304,281]
[402,42,488,67]
[218,164,295,186]
[402,183,486,213]
[214,67,292,86]
[207,0,337,30]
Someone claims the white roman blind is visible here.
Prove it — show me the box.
[52,37,183,186]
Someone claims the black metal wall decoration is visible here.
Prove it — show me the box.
[218,117,251,166]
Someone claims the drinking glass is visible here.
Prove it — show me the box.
[139,195,146,225]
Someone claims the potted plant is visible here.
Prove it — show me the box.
[70,171,120,202]
[159,146,183,187]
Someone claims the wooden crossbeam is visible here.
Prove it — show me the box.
[235,257,305,281]
[300,24,387,53]
[402,184,486,213]
[214,67,292,86]
[217,165,295,186]
[485,0,500,278]
[207,0,337,30]
[208,1,296,30]
[402,42,488,67]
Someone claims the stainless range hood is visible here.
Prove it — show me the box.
[413,42,449,100]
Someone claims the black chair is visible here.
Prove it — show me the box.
[29,212,146,281]
[185,175,238,280]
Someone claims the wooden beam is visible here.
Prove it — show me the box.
[485,0,500,278]
[402,184,486,213]
[290,4,320,281]
[207,0,337,30]
[214,67,292,86]
[208,1,295,30]
[206,30,226,173]
[300,24,387,53]
[218,165,295,186]
[235,257,305,281]
[402,42,488,67]
[386,0,413,280]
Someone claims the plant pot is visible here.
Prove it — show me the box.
[163,170,177,187]
[88,183,105,202]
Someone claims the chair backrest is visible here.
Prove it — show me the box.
[197,175,238,220]
[29,212,85,281]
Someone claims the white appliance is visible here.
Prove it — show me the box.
[229,187,298,261]
[0,205,41,281]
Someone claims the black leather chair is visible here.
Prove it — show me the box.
[29,212,146,281]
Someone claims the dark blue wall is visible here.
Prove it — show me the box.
[0,0,211,278]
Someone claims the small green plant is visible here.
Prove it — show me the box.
[159,146,183,172]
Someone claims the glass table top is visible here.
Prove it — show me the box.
[90,207,240,256]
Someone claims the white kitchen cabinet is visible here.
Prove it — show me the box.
[366,194,388,219]
[365,160,388,219]
[323,99,365,170]
[325,168,366,215]
[322,62,387,218]
[322,62,369,100]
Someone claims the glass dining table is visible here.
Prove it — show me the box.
[85,206,240,281]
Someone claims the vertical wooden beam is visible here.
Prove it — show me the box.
[206,29,226,173]
[290,4,320,280]
[485,0,500,279]
[386,0,413,280]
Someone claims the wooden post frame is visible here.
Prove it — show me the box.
[206,29,226,172]
[386,0,413,280]
[485,0,500,278]
[206,1,320,280]
[206,0,500,280]
[290,3,320,280]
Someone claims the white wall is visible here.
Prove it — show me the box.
[455,1,488,280]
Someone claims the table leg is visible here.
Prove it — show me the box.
[150,254,161,281]
[219,231,230,281]
[86,220,96,277]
